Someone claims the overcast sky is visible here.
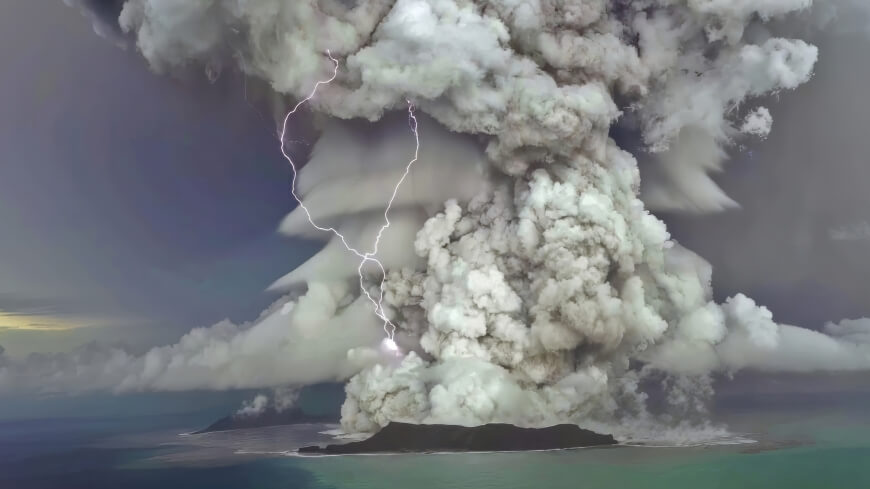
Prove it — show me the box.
[663,30,870,328]
[0,2,313,355]
[2,2,870,357]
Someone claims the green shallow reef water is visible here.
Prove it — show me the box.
[297,446,870,489]
[296,417,869,489]
[1,396,868,489]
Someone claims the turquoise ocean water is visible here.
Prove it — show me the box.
[288,409,870,489]
[1,396,868,489]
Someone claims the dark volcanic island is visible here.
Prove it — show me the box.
[298,422,617,454]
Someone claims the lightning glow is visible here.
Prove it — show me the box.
[279,50,419,347]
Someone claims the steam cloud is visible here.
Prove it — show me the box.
[0,284,383,393]
[236,386,300,417]
[15,0,869,440]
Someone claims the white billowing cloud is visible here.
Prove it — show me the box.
[716,295,870,372]
[235,386,301,416]
[110,0,818,214]
[0,283,385,394]
[638,37,817,152]
[270,112,487,288]
[280,113,487,237]
[50,0,870,440]
[117,282,383,391]
[825,318,870,345]
[271,209,428,289]
[682,0,813,43]
[646,294,870,375]
[641,127,739,213]
[272,385,301,412]
[634,32,817,212]
[741,107,774,138]
[236,394,270,417]
[345,153,870,432]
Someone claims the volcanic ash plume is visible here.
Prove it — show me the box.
[58,0,870,436]
[236,387,300,417]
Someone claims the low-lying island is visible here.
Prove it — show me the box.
[298,422,617,454]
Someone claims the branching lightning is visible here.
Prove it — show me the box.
[279,50,418,350]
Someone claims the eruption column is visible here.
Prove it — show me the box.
[278,51,420,345]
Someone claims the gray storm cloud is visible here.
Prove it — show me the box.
[0,283,383,393]
[270,111,488,288]
[19,0,870,441]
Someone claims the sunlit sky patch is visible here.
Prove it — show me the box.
[0,310,89,332]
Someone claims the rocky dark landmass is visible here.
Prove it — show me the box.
[194,408,336,434]
[298,422,617,454]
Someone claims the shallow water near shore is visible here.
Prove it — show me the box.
[1,395,868,489]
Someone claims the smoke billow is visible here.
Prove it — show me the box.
[236,386,300,417]
[40,0,870,439]
[271,111,488,288]
[0,284,384,393]
[236,394,270,417]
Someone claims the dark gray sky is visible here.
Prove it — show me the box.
[0,1,314,355]
[663,31,870,328]
[1,2,869,356]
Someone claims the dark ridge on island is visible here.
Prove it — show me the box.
[193,407,336,434]
[298,422,617,454]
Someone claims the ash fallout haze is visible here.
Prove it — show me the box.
[3,0,870,478]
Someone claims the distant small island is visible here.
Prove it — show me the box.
[298,422,617,454]
[194,407,336,434]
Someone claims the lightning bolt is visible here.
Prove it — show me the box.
[279,50,418,350]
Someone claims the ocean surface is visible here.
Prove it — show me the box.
[1,394,868,489]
